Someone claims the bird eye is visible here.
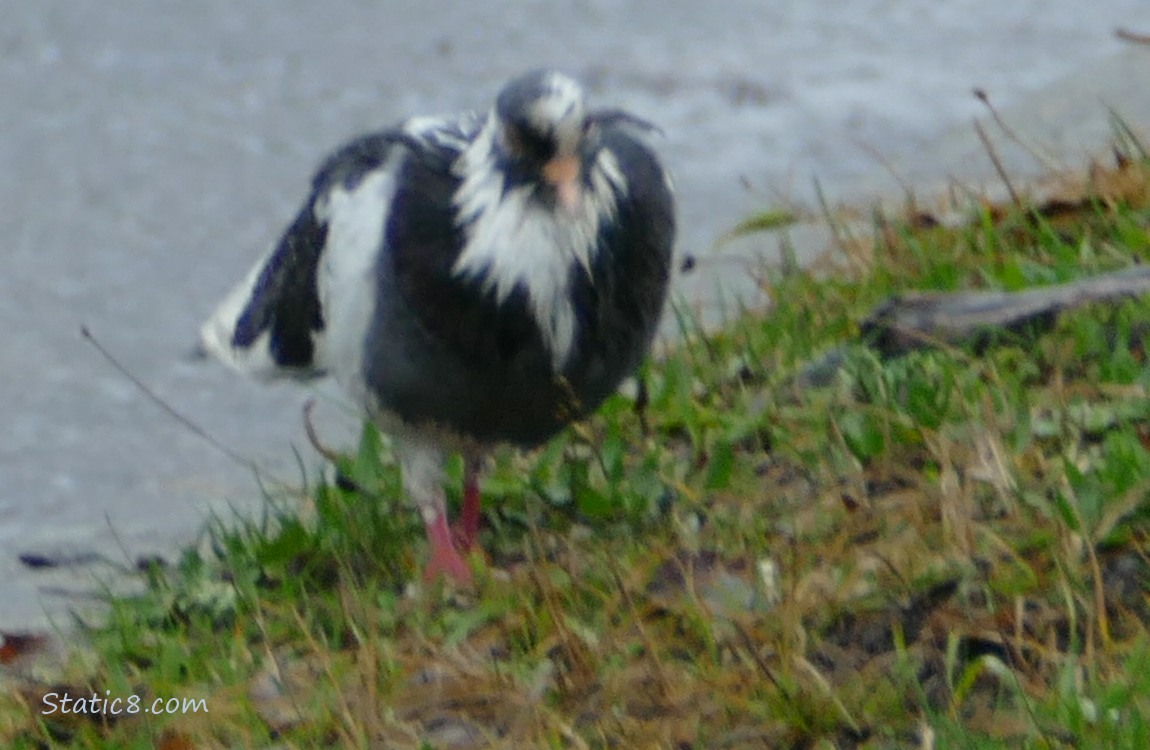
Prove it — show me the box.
[503,122,553,162]
[525,132,554,161]
[501,124,524,154]
[579,119,601,147]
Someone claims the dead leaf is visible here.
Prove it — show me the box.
[157,730,197,750]
[0,631,50,666]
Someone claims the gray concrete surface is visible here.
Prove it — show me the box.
[2,2,1147,629]
[697,45,1150,326]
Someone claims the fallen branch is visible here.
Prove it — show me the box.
[1116,28,1150,45]
[799,265,1150,384]
[861,265,1150,355]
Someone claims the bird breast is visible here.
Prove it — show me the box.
[451,136,629,370]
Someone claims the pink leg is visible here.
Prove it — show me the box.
[452,458,482,551]
[423,511,473,585]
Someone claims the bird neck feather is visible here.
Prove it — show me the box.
[450,114,627,370]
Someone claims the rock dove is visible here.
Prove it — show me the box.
[199,70,675,584]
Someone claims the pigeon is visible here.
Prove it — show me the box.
[199,69,675,584]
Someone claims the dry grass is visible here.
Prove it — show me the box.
[4,148,1150,749]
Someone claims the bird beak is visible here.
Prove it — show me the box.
[542,154,582,215]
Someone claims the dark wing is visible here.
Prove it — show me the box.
[200,118,477,380]
[565,121,675,408]
[384,124,550,370]
[223,132,405,376]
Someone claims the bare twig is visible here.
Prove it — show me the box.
[974,88,1062,174]
[855,137,916,206]
[609,560,672,697]
[80,325,256,472]
[1116,27,1150,45]
[302,399,344,464]
[972,118,1022,210]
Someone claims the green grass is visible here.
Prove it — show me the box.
[5,155,1150,748]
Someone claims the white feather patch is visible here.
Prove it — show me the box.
[402,112,483,152]
[313,167,398,405]
[394,435,447,522]
[198,247,283,380]
[199,166,397,388]
[526,73,585,153]
[450,119,627,369]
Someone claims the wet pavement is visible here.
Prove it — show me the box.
[1,1,1146,628]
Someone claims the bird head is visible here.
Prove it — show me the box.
[494,70,592,216]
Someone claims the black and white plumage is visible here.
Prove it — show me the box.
[200,70,675,583]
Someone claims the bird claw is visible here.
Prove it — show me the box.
[451,521,478,551]
[423,511,475,586]
[422,547,474,586]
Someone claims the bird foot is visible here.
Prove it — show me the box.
[451,520,479,551]
[423,547,474,585]
[453,466,483,551]
[423,512,474,586]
